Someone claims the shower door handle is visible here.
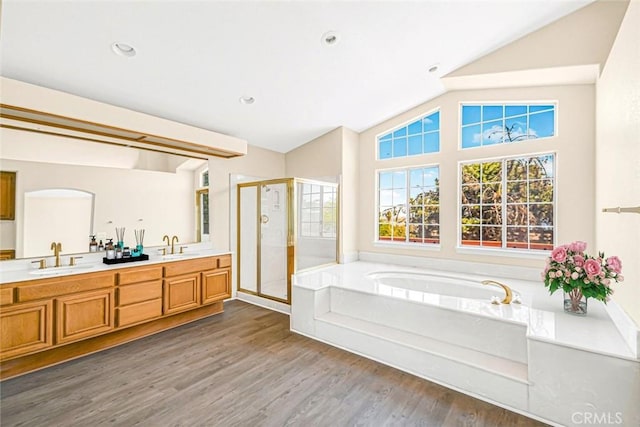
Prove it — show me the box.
[260,214,269,224]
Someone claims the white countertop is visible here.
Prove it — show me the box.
[0,245,232,285]
[293,261,639,361]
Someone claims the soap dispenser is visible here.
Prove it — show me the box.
[105,239,116,260]
[89,235,98,252]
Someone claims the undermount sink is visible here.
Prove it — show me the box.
[29,264,94,275]
[162,253,200,260]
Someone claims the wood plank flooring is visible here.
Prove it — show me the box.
[0,300,547,427]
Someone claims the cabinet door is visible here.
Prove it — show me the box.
[202,268,231,305]
[56,289,114,345]
[163,273,200,315]
[1,300,53,360]
[0,171,16,221]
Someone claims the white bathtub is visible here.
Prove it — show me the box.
[366,270,508,302]
[291,261,640,427]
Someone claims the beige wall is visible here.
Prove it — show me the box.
[341,127,360,262]
[358,84,596,269]
[285,127,342,179]
[209,144,285,251]
[596,0,640,325]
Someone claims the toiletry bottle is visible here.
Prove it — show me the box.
[89,235,98,252]
[106,239,116,260]
[98,240,104,251]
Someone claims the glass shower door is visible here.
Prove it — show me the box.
[259,182,289,301]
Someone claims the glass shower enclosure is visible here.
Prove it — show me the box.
[237,178,338,304]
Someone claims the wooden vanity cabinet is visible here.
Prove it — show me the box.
[1,254,231,377]
[55,289,114,345]
[202,256,231,304]
[0,300,53,360]
[116,266,163,327]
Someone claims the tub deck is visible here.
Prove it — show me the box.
[291,261,640,427]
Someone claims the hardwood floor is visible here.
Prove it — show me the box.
[0,300,547,427]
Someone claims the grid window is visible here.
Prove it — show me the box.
[461,104,555,149]
[378,110,440,159]
[300,184,337,238]
[378,166,439,244]
[460,153,555,251]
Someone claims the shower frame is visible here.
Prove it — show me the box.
[236,177,339,305]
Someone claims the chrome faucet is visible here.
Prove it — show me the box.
[481,279,513,304]
[50,241,62,267]
[171,235,179,254]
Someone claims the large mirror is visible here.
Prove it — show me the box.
[0,128,210,260]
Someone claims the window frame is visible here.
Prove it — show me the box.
[375,164,441,247]
[376,108,441,160]
[458,101,558,151]
[457,151,557,255]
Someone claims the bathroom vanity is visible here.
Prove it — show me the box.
[0,252,231,379]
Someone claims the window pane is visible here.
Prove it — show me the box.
[529,105,554,113]
[482,205,502,225]
[505,105,527,117]
[482,119,504,145]
[423,167,439,187]
[462,105,481,125]
[410,169,423,187]
[393,137,407,157]
[461,225,480,245]
[379,140,392,159]
[461,124,481,148]
[379,172,393,190]
[506,227,528,249]
[409,207,423,224]
[424,132,439,153]
[392,171,406,188]
[378,223,391,240]
[481,183,502,204]
[408,120,422,135]
[530,204,553,226]
[392,189,407,206]
[409,225,422,242]
[423,111,439,132]
[529,155,554,179]
[506,182,527,203]
[393,127,407,138]
[461,163,480,183]
[506,159,527,180]
[408,135,422,155]
[481,162,502,183]
[422,187,439,205]
[504,116,528,142]
[529,110,555,138]
[506,204,528,225]
[481,227,502,247]
[461,184,480,204]
[424,226,439,243]
[424,207,439,224]
[461,206,480,223]
[530,227,554,250]
[529,180,554,202]
[482,105,503,121]
[379,190,393,206]
[380,133,392,141]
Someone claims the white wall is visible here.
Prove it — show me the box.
[358,84,595,269]
[596,0,640,326]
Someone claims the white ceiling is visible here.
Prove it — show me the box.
[0,0,593,153]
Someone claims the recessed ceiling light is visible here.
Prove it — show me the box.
[322,31,339,46]
[111,42,136,57]
[428,64,440,73]
[239,96,255,105]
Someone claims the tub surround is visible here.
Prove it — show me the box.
[291,261,640,427]
[0,246,232,379]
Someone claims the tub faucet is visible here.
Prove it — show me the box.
[481,280,513,304]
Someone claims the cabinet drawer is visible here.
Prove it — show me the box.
[117,280,162,306]
[1,287,14,305]
[163,257,217,277]
[116,298,162,327]
[117,266,163,286]
[217,255,231,269]
[17,273,114,302]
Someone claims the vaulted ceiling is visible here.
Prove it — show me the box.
[0,0,594,153]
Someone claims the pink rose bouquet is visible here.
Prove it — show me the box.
[542,241,624,304]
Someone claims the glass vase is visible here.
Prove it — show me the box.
[564,289,587,316]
